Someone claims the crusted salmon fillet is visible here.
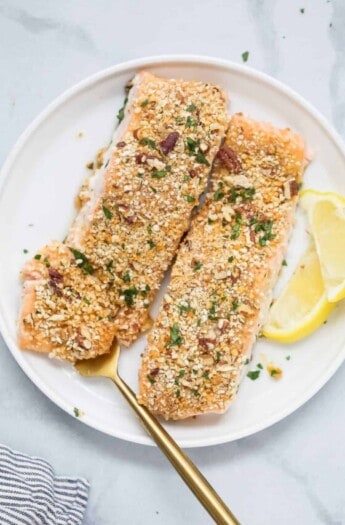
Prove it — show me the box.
[18,242,115,362]
[18,72,228,361]
[138,114,308,419]
[67,71,228,346]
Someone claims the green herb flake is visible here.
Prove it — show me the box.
[216,351,221,363]
[23,249,28,254]
[43,257,50,268]
[166,324,183,347]
[150,186,157,194]
[141,99,149,107]
[176,116,184,124]
[147,374,156,385]
[242,51,249,63]
[139,138,156,149]
[187,104,197,112]
[122,271,131,282]
[117,96,128,123]
[196,318,201,327]
[247,370,260,381]
[106,260,114,272]
[286,355,291,361]
[178,369,185,378]
[195,150,210,166]
[245,358,250,365]
[186,137,199,152]
[257,363,263,370]
[73,407,80,417]
[202,372,209,379]
[102,205,113,220]
[228,256,234,263]
[178,303,195,314]
[193,261,203,272]
[152,170,167,179]
[185,194,196,203]
[282,259,288,266]
[34,254,41,260]
[214,188,225,201]
[300,8,305,14]
[69,248,94,275]
[186,115,197,128]
[122,287,138,307]
[232,299,239,311]
[208,301,219,321]
[193,389,201,398]
[82,297,90,305]
[147,239,156,249]
[183,175,191,182]
[176,389,181,398]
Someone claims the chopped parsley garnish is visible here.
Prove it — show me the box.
[231,212,244,240]
[122,271,131,282]
[242,51,249,63]
[229,187,255,203]
[150,186,157,194]
[183,175,191,182]
[282,259,288,266]
[208,301,219,321]
[69,248,94,274]
[247,370,260,380]
[117,96,128,123]
[270,369,279,377]
[300,8,304,14]
[232,299,239,311]
[202,372,209,379]
[186,137,199,152]
[196,318,201,327]
[195,150,210,166]
[286,355,291,360]
[193,261,203,271]
[83,297,90,305]
[176,389,181,398]
[216,351,221,362]
[139,138,156,149]
[257,363,263,370]
[141,284,151,298]
[185,194,196,203]
[193,389,201,397]
[122,287,138,307]
[187,104,197,112]
[147,374,156,384]
[176,116,184,124]
[254,219,276,246]
[178,369,185,378]
[73,407,80,417]
[102,205,113,220]
[166,324,183,347]
[214,187,225,201]
[245,358,250,365]
[228,256,234,263]
[43,257,50,268]
[147,239,156,249]
[141,99,149,107]
[178,303,195,314]
[186,115,197,128]
[23,249,28,254]
[147,224,153,234]
[34,254,41,260]
[151,166,171,179]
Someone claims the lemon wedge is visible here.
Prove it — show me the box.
[262,242,335,342]
[300,189,345,302]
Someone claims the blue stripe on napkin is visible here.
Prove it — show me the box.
[0,445,89,524]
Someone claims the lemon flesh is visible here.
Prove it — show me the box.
[263,242,335,343]
[300,190,345,302]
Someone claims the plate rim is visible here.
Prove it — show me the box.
[1,54,345,448]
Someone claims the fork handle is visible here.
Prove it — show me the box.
[112,376,240,525]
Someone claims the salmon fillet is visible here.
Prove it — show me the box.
[67,71,228,346]
[18,242,115,362]
[18,72,228,360]
[138,113,308,419]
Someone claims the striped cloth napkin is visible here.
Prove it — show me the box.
[0,445,89,524]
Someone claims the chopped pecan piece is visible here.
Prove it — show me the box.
[159,132,179,155]
[217,145,242,173]
[48,268,63,296]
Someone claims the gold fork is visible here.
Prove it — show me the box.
[75,340,240,525]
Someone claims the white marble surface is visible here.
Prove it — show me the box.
[0,0,344,523]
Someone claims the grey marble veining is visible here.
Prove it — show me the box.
[0,0,344,524]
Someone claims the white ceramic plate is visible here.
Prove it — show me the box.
[1,55,345,448]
